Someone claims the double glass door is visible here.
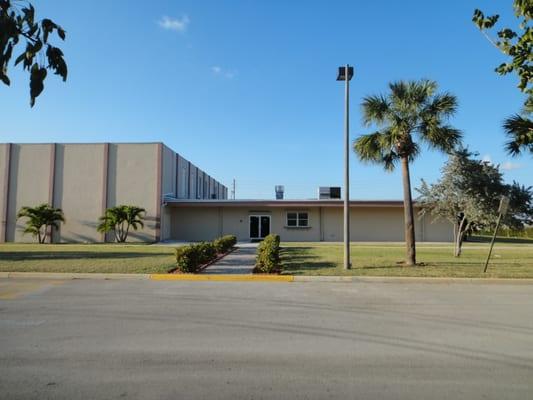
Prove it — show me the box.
[249,215,270,240]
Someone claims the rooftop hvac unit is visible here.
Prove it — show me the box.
[275,185,285,200]
[318,186,341,199]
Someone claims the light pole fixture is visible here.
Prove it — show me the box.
[337,65,353,270]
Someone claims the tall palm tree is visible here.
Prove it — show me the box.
[17,204,65,244]
[97,205,146,243]
[354,80,462,265]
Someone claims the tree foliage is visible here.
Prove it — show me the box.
[97,205,146,243]
[354,80,462,265]
[472,1,532,156]
[417,149,533,256]
[0,0,67,106]
[16,203,65,244]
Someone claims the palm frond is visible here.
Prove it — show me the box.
[361,94,391,126]
[423,92,458,119]
[353,131,399,171]
[503,114,533,156]
[420,124,463,153]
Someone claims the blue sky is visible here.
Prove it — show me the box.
[1,0,530,199]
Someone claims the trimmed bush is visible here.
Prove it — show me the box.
[174,235,236,273]
[255,234,281,273]
[175,245,199,273]
[175,242,217,273]
[196,242,217,263]
[213,235,237,253]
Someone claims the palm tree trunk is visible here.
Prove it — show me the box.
[401,156,416,266]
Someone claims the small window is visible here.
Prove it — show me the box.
[287,212,297,227]
[286,212,309,227]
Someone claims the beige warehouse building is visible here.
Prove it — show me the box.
[0,142,227,243]
[1,142,452,243]
[167,199,453,242]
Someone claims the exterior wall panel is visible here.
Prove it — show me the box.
[171,207,220,241]
[189,165,197,199]
[6,144,53,242]
[161,145,176,198]
[160,145,175,241]
[0,144,10,242]
[177,155,189,199]
[52,144,106,242]
[107,143,159,242]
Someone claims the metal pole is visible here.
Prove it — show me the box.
[483,213,502,273]
[344,64,351,270]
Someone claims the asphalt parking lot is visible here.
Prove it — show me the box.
[0,278,532,399]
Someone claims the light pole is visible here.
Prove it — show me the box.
[337,65,353,270]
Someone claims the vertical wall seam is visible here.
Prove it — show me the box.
[176,153,180,199]
[48,143,57,243]
[1,143,12,243]
[218,206,223,236]
[101,143,109,242]
[187,161,191,199]
[155,143,163,242]
[319,206,324,241]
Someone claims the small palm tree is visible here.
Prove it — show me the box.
[97,205,146,243]
[354,80,462,265]
[17,204,65,244]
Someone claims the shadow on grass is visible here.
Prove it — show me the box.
[0,251,172,261]
[281,247,337,273]
[469,236,533,244]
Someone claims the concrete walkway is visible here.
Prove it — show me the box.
[202,243,257,274]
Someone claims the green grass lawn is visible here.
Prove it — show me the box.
[281,242,533,278]
[2,241,533,278]
[0,243,176,274]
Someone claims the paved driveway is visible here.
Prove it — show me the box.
[0,278,532,399]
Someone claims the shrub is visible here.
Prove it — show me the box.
[196,242,217,263]
[174,236,237,273]
[255,234,281,273]
[175,245,199,273]
[213,235,237,253]
[175,242,217,273]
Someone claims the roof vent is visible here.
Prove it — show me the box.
[275,185,284,200]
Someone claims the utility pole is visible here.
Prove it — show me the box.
[337,64,354,270]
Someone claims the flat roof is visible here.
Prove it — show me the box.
[165,199,411,208]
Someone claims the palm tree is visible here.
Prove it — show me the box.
[97,205,146,243]
[503,114,533,156]
[354,80,462,265]
[17,204,65,244]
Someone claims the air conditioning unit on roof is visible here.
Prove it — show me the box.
[318,186,341,199]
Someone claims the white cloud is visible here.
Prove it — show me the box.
[501,161,523,171]
[211,65,237,79]
[482,154,492,164]
[158,15,190,32]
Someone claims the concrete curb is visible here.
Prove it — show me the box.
[293,275,533,284]
[1,272,532,284]
[292,276,353,282]
[150,274,293,282]
[352,276,533,284]
[0,272,150,280]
